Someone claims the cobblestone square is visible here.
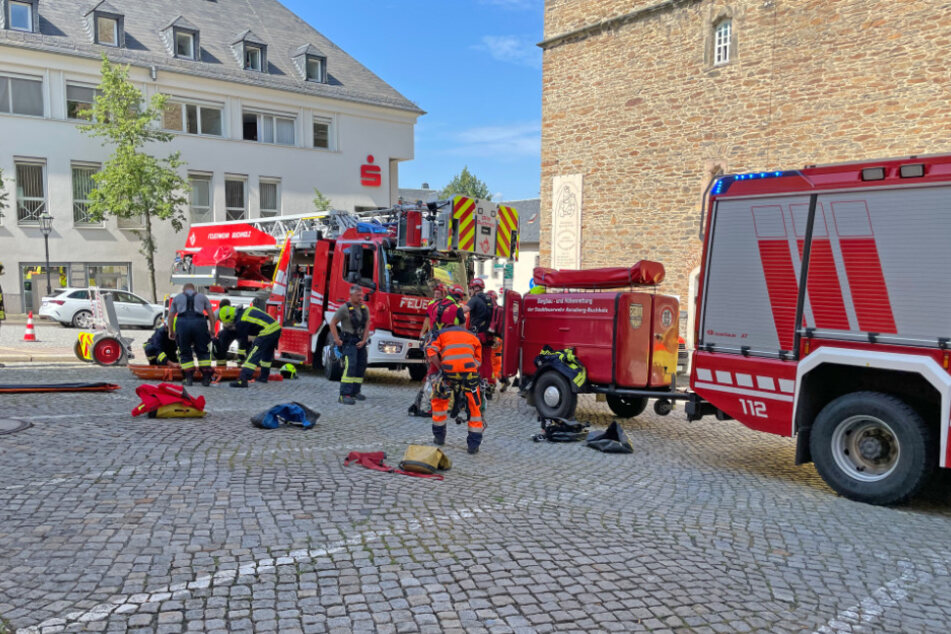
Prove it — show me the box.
[1,364,950,633]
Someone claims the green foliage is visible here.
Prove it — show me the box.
[0,167,8,215]
[313,187,332,212]
[80,55,189,302]
[440,166,491,200]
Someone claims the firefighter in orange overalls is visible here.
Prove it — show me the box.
[426,325,484,454]
[487,290,503,383]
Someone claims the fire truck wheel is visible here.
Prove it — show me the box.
[606,394,648,418]
[810,391,936,506]
[408,365,428,382]
[533,371,577,420]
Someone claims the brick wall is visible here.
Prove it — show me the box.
[541,0,951,301]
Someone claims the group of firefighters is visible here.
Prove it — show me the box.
[142,278,504,455]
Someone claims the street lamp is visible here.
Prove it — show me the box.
[39,212,53,296]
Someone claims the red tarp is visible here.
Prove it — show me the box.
[533,261,666,289]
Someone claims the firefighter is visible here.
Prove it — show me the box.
[143,320,179,366]
[330,285,371,404]
[466,278,495,389]
[218,304,282,388]
[486,290,508,392]
[421,284,464,339]
[168,283,216,386]
[211,299,242,367]
[427,326,484,454]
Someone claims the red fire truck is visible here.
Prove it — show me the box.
[172,198,520,380]
[505,154,951,505]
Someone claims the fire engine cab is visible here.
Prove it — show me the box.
[172,197,520,381]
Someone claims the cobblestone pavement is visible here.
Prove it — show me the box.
[1,364,951,633]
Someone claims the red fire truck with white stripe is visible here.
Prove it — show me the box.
[685,154,951,504]
[172,197,520,381]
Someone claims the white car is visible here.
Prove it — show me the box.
[39,288,165,329]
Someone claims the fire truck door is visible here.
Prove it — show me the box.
[308,241,331,328]
[501,290,522,378]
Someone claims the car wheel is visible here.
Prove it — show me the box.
[810,391,936,505]
[408,364,428,382]
[606,394,648,418]
[533,371,577,420]
[72,310,94,329]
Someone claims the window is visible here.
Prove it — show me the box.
[66,84,98,120]
[313,117,331,149]
[96,15,119,46]
[305,56,325,82]
[86,264,131,290]
[259,180,280,217]
[9,1,32,32]
[189,175,212,223]
[68,290,90,300]
[15,161,45,224]
[0,75,42,116]
[225,178,246,220]
[714,19,732,65]
[175,30,195,59]
[163,101,222,136]
[72,164,99,225]
[242,112,295,146]
[244,46,262,71]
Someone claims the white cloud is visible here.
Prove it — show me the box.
[474,35,541,68]
[446,121,541,159]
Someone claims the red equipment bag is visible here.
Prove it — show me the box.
[131,383,206,417]
[533,261,666,289]
[343,451,444,480]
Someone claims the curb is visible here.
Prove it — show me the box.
[0,355,81,363]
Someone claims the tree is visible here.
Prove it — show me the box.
[313,187,332,212]
[0,168,8,216]
[79,55,189,302]
[440,166,491,200]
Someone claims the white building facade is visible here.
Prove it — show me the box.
[0,0,421,312]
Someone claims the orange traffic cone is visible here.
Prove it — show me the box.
[23,311,37,342]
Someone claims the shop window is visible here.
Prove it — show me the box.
[87,264,131,290]
[0,74,43,116]
[259,180,280,217]
[189,174,212,223]
[225,178,246,220]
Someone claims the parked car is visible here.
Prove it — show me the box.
[39,288,165,329]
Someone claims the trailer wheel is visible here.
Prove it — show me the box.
[810,391,936,505]
[408,364,428,382]
[92,337,124,366]
[606,394,648,418]
[533,371,577,420]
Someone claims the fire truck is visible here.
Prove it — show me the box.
[504,154,951,505]
[172,197,520,381]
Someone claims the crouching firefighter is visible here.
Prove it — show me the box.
[330,285,371,405]
[143,320,179,366]
[169,283,216,386]
[217,304,282,388]
[427,326,484,454]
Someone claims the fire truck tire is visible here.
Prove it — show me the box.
[408,365,428,382]
[533,371,577,420]
[606,394,648,418]
[810,391,936,506]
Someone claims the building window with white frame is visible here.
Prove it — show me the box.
[306,56,326,82]
[8,1,33,32]
[189,174,212,223]
[163,101,222,136]
[714,19,732,66]
[242,111,295,146]
[66,84,99,120]
[72,163,100,225]
[225,178,247,220]
[259,180,280,217]
[0,74,43,116]
[96,15,119,46]
[175,30,196,60]
[15,161,46,225]
[313,116,331,149]
[244,46,263,71]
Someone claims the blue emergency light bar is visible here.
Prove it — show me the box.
[711,170,796,196]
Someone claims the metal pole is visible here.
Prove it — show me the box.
[43,234,52,296]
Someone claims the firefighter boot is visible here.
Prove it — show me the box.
[184,371,194,387]
[432,425,446,446]
[255,367,270,384]
[230,369,252,388]
[339,395,356,405]
[466,431,482,455]
[201,369,213,387]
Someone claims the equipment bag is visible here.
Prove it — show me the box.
[532,417,590,443]
[251,402,320,429]
[534,346,587,388]
[399,445,452,475]
[344,451,446,480]
[586,420,634,454]
[132,383,205,417]
[487,300,505,336]
[408,372,438,417]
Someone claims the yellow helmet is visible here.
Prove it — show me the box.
[218,305,237,323]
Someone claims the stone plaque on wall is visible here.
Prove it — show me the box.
[551,173,582,269]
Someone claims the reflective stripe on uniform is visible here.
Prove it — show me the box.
[442,343,476,355]
[181,361,195,369]
[198,359,211,368]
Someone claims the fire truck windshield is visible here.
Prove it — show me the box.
[381,248,466,297]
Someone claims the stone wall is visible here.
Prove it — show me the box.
[541,0,951,301]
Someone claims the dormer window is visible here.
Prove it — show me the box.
[164,16,200,61]
[8,0,35,32]
[306,56,325,83]
[244,46,262,71]
[96,15,118,45]
[175,31,195,58]
[293,44,328,84]
[86,2,124,47]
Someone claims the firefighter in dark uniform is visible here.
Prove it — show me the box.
[211,299,244,367]
[330,285,371,404]
[143,320,179,366]
[168,283,216,386]
[466,278,495,390]
[217,304,282,387]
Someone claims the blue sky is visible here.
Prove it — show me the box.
[283,0,544,202]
